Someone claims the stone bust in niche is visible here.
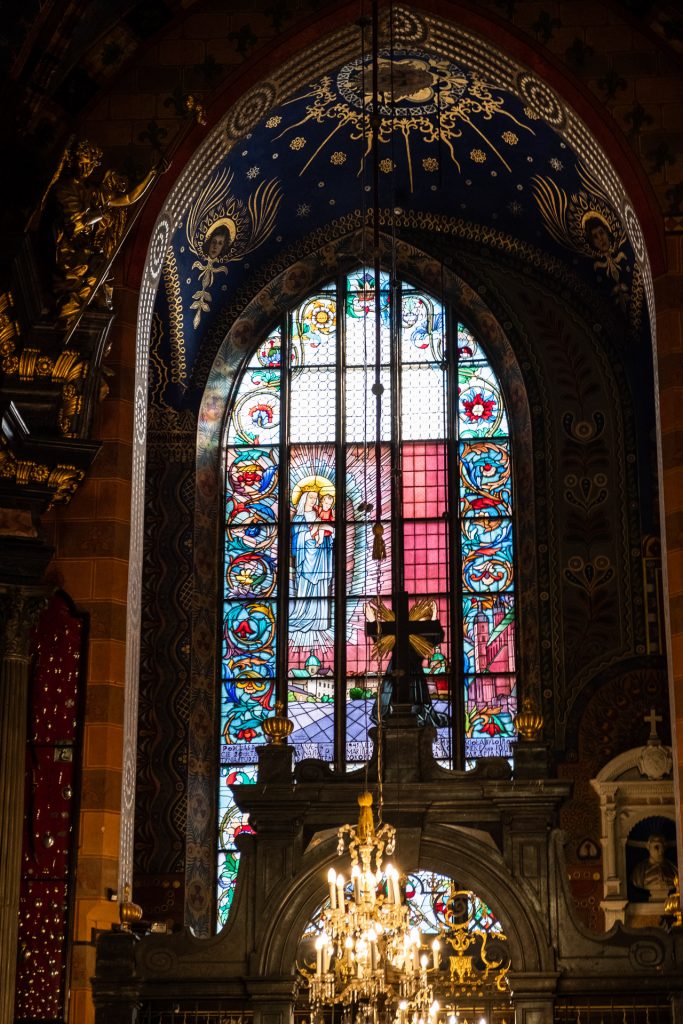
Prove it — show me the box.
[630,834,677,902]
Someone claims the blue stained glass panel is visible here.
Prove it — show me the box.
[226,447,278,505]
[222,602,276,674]
[459,440,512,517]
[461,594,516,676]
[225,537,277,599]
[461,516,514,592]
[220,669,275,745]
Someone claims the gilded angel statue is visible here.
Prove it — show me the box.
[46,139,166,322]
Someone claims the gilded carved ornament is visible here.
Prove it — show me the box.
[0,437,84,508]
[0,290,89,437]
[45,139,165,324]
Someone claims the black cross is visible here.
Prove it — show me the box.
[366,590,447,726]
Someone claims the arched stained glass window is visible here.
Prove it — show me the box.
[218,269,517,925]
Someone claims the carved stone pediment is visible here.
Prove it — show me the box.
[591,739,675,928]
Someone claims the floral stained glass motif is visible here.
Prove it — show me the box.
[217,763,257,927]
[220,271,517,922]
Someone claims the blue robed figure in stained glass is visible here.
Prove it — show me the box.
[289,480,335,642]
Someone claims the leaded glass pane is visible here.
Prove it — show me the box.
[465,673,517,760]
[251,327,282,368]
[401,363,446,440]
[345,596,386,675]
[225,532,278,599]
[217,763,257,928]
[401,293,444,364]
[403,443,447,521]
[347,522,392,595]
[345,268,391,366]
[345,444,392,522]
[461,516,514,593]
[345,366,392,441]
[458,362,508,438]
[405,871,503,934]
[289,367,336,441]
[462,594,516,675]
[456,323,481,361]
[404,520,450,593]
[459,440,512,517]
[291,292,337,368]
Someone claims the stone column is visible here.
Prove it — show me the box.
[0,586,47,1024]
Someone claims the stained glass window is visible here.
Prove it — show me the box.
[218,270,517,926]
[300,870,502,939]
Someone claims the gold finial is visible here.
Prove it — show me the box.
[664,876,682,927]
[119,884,143,931]
[514,697,544,741]
[262,700,294,745]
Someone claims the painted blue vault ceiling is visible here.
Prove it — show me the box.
[153,46,646,413]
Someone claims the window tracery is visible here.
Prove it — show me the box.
[218,268,517,925]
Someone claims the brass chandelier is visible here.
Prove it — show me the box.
[308,792,441,1024]
[306,791,510,1024]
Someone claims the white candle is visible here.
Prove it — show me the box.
[336,873,345,909]
[352,864,361,903]
[385,864,394,903]
[328,868,337,910]
[431,937,440,969]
